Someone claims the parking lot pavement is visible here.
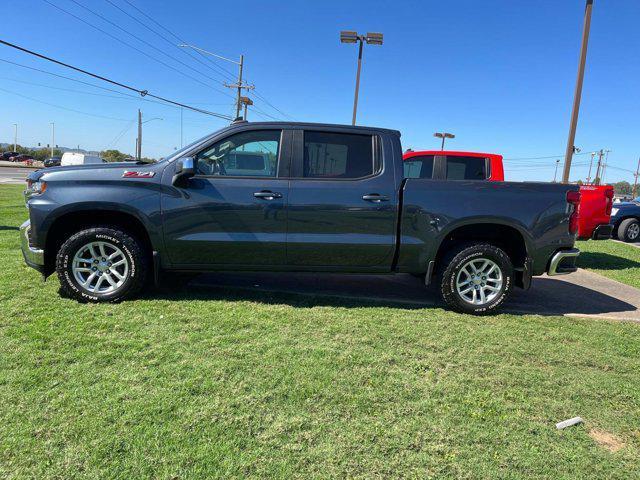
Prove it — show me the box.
[192,269,640,323]
[613,239,640,248]
[0,166,32,184]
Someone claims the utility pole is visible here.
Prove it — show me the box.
[223,55,254,120]
[50,122,55,157]
[632,157,640,198]
[13,123,17,151]
[594,149,604,185]
[553,159,560,182]
[180,107,183,148]
[137,109,142,161]
[562,0,594,183]
[586,151,595,184]
[601,149,610,183]
[179,44,253,120]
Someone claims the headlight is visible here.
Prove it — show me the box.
[611,208,619,216]
[26,180,47,194]
[24,180,47,206]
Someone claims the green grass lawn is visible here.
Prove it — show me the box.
[1,184,639,478]
[578,239,640,289]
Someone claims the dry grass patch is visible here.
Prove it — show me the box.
[589,429,625,453]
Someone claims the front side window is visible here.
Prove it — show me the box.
[196,130,280,177]
[303,131,375,179]
[403,155,434,179]
[445,156,488,180]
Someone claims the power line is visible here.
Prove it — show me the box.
[119,0,238,81]
[114,0,291,119]
[66,0,234,99]
[504,152,591,161]
[103,0,237,84]
[41,0,225,95]
[0,86,132,121]
[251,89,294,120]
[0,39,232,119]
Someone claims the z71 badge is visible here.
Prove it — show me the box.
[122,171,155,178]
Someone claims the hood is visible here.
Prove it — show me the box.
[27,161,160,182]
[613,201,640,208]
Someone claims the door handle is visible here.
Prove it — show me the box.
[254,191,282,200]
[362,193,390,203]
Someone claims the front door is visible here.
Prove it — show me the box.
[162,128,289,267]
[286,129,398,270]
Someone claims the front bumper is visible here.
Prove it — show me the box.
[547,248,580,276]
[20,220,45,273]
[591,224,613,240]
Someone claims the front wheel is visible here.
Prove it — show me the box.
[56,227,148,302]
[439,243,513,315]
[618,218,640,243]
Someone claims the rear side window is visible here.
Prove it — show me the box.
[303,131,375,179]
[446,156,488,180]
[404,155,434,179]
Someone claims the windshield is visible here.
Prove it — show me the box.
[158,131,220,163]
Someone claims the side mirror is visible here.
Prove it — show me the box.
[172,157,195,187]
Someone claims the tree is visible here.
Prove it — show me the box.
[613,181,632,196]
[101,149,129,163]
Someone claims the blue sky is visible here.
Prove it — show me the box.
[1,0,639,182]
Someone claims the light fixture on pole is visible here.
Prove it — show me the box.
[433,132,455,150]
[340,31,384,126]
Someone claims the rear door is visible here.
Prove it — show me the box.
[286,129,398,270]
[161,128,290,267]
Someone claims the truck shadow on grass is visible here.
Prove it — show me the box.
[578,251,640,271]
[144,272,637,318]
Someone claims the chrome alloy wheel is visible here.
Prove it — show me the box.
[72,241,129,294]
[455,258,503,305]
[629,222,640,240]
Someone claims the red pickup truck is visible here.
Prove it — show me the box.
[403,150,613,240]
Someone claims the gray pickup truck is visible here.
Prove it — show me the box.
[21,121,580,314]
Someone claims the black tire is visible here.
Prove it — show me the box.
[438,243,513,315]
[56,226,148,303]
[618,218,640,243]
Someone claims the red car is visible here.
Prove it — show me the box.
[9,154,34,163]
[403,150,612,240]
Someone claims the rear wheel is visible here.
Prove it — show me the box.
[439,243,513,315]
[618,218,640,243]
[56,227,148,302]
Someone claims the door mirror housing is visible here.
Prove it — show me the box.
[172,157,195,187]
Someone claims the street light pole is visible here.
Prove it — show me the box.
[340,31,383,126]
[352,39,364,126]
[553,159,560,182]
[137,109,142,161]
[433,132,455,150]
[13,123,17,151]
[50,122,55,157]
[562,0,594,184]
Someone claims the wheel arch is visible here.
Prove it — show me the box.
[432,221,530,288]
[43,205,157,277]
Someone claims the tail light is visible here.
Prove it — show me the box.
[566,190,581,235]
[604,188,614,216]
